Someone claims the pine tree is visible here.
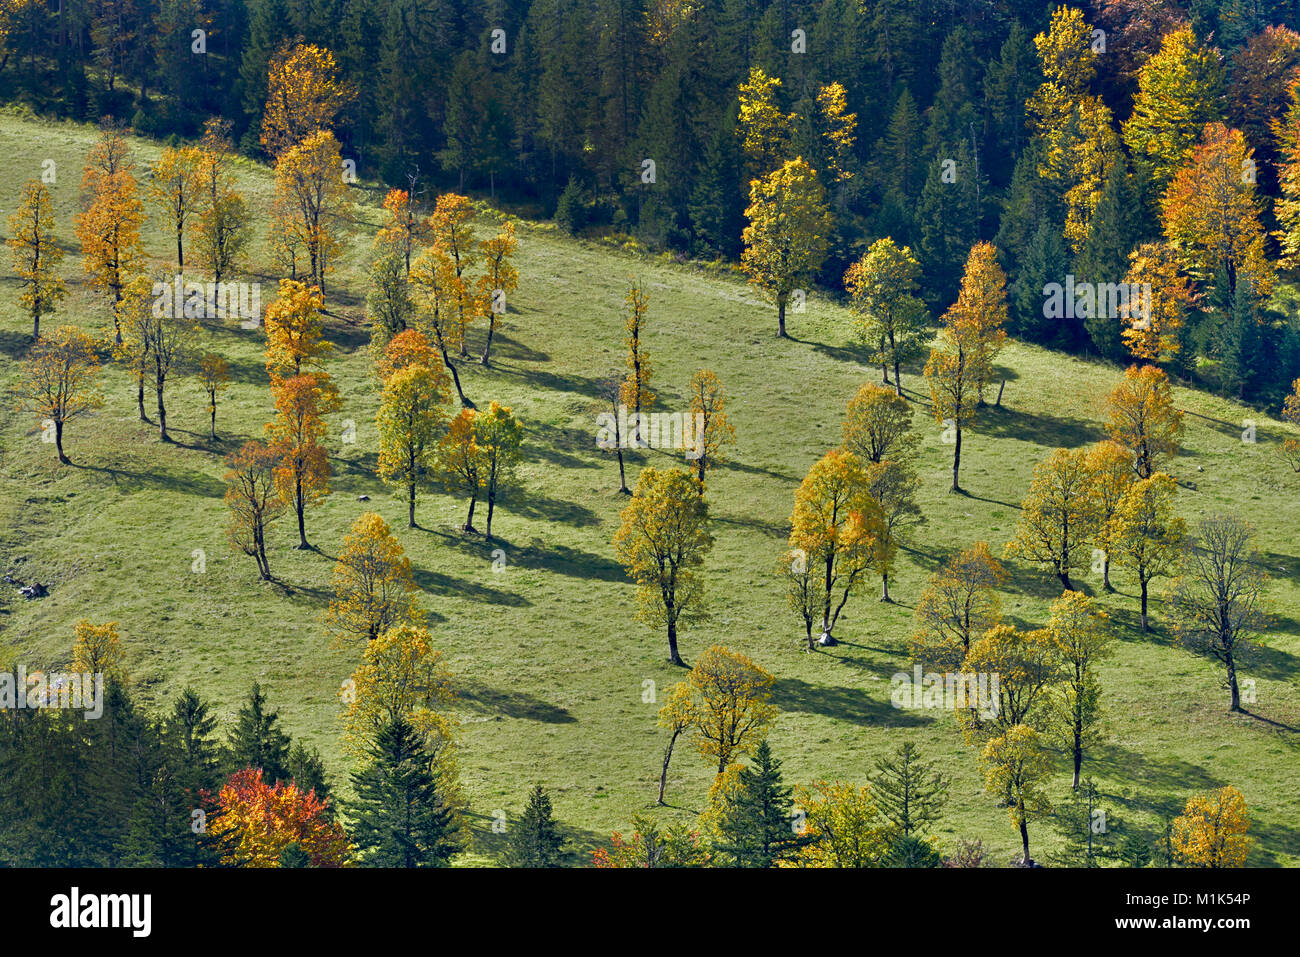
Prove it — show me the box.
[505,784,566,867]
[1218,277,1263,400]
[227,682,292,784]
[348,716,462,867]
[870,741,949,836]
[1077,157,1143,359]
[715,739,802,867]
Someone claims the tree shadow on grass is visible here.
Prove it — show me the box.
[515,539,627,582]
[976,403,1105,449]
[0,327,33,360]
[526,420,601,471]
[770,676,933,727]
[509,487,600,528]
[74,461,225,498]
[1089,742,1225,793]
[481,330,551,364]
[457,681,577,723]
[411,567,532,607]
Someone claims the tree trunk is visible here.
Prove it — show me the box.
[892,360,902,397]
[296,475,308,548]
[177,228,184,272]
[1058,570,1072,590]
[1227,652,1241,712]
[55,418,69,464]
[485,487,496,540]
[777,298,786,338]
[138,376,147,421]
[156,379,168,441]
[951,426,962,493]
[1102,556,1112,591]
[995,379,1006,406]
[408,479,416,529]
[481,317,496,365]
[1019,812,1031,865]
[657,728,681,806]
[465,494,477,533]
[1072,732,1082,789]
[1140,579,1149,632]
[616,447,628,493]
[209,401,217,441]
[881,572,891,602]
[445,352,471,407]
[667,618,684,667]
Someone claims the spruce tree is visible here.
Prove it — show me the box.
[870,741,949,837]
[886,834,943,867]
[715,739,803,868]
[1011,221,1068,345]
[505,784,566,867]
[1050,778,1115,867]
[1077,157,1142,359]
[917,140,980,311]
[348,716,462,867]
[227,682,291,784]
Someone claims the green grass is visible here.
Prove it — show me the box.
[0,110,1297,866]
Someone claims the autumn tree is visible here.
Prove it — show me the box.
[271,131,354,295]
[18,324,103,465]
[211,767,350,867]
[325,512,425,643]
[1086,440,1134,591]
[7,180,66,339]
[956,242,1009,404]
[961,624,1060,742]
[736,66,793,182]
[147,145,201,271]
[261,42,354,157]
[340,624,457,776]
[740,157,831,338]
[1162,123,1274,298]
[842,384,919,465]
[816,82,857,195]
[377,361,451,529]
[689,645,777,775]
[787,449,886,648]
[195,118,250,284]
[1108,473,1186,631]
[367,238,416,349]
[1171,786,1253,868]
[71,619,128,685]
[909,542,1008,672]
[620,281,654,448]
[843,238,927,394]
[1169,515,1268,712]
[429,193,478,360]
[264,279,331,377]
[197,352,230,440]
[268,373,339,548]
[1006,447,1101,590]
[75,123,144,344]
[145,306,197,442]
[1122,25,1226,201]
[1121,242,1196,364]
[113,275,154,421]
[477,220,518,366]
[656,681,696,806]
[1046,591,1112,788]
[686,369,734,492]
[790,781,895,868]
[1106,364,1185,478]
[980,724,1053,866]
[613,467,713,666]
[376,187,429,278]
[223,440,285,580]
[410,243,470,406]
[475,401,523,540]
[437,409,485,532]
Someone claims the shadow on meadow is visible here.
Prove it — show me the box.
[411,566,532,607]
[976,402,1106,449]
[457,680,577,724]
[1089,742,1225,793]
[770,675,933,728]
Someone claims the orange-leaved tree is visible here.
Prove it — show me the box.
[211,767,350,867]
[267,372,340,549]
[7,179,66,339]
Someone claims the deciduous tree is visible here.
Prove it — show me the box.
[7,179,65,339]
[1006,447,1101,590]
[325,512,424,643]
[1046,591,1112,788]
[843,238,927,394]
[223,440,284,580]
[1108,472,1185,630]
[268,373,339,548]
[18,324,103,465]
[377,362,451,528]
[1106,364,1184,478]
[1171,786,1253,867]
[842,384,919,464]
[909,542,1008,672]
[686,369,734,493]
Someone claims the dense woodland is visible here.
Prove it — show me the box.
[0,0,1295,869]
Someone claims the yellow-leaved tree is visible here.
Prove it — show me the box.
[1045,591,1111,789]
[17,324,103,465]
[980,724,1054,866]
[261,41,354,157]
[476,219,518,366]
[75,122,144,344]
[736,66,793,182]
[1107,472,1185,631]
[687,644,777,774]
[147,144,201,271]
[741,157,831,338]
[613,467,713,666]
[1171,786,1253,868]
[909,541,1008,673]
[267,372,340,549]
[686,369,735,493]
[7,179,66,339]
[264,279,331,377]
[71,619,128,685]
[1106,364,1184,478]
[270,130,354,296]
[325,512,424,643]
[1006,446,1101,590]
[377,360,452,529]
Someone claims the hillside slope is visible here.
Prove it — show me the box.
[1,112,1297,865]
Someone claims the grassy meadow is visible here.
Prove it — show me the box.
[1,109,1298,866]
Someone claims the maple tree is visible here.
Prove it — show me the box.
[261,41,354,157]
[476,220,518,366]
[1046,591,1112,788]
[1085,439,1135,591]
[1121,242,1195,364]
[325,512,425,643]
[736,66,792,182]
[789,781,894,868]
[6,179,65,339]
[147,145,201,271]
[437,408,486,532]
[909,541,1008,673]
[71,619,128,685]
[1108,472,1185,631]
[1006,446,1102,590]
[687,644,777,774]
[429,192,478,359]
[409,240,470,406]
[864,458,921,602]
[267,372,340,548]
[613,467,713,666]
[980,724,1053,866]
[145,306,197,442]
[377,362,452,528]
[376,187,429,278]
[740,157,831,338]
[786,449,886,649]
[620,280,655,447]
[656,681,696,806]
[270,130,354,295]
[1171,786,1253,868]
[264,279,331,377]
[18,324,103,465]
[686,369,735,493]
[75,123,145,344]
[842,383,919,465]
[843,238,927,394]
[1106,364,1184,478]
[474,400,524,540]
[197,352,230,440]
[211,767,350,867]
[194,118,250,285]
[223,440,285,580]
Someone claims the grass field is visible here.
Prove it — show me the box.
[1,109,1297,866]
